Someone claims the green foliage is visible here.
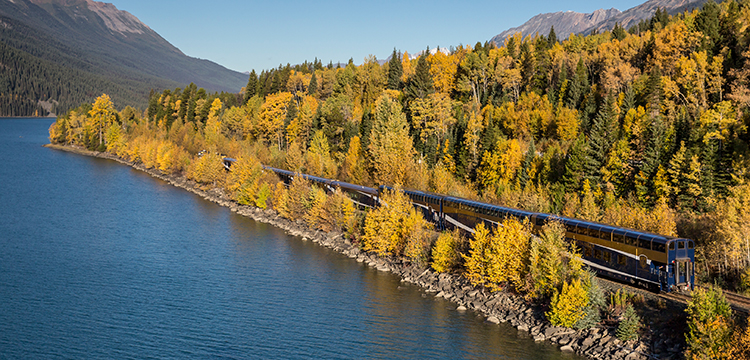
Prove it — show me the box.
[526,221,584,299]
[616,304,641,341]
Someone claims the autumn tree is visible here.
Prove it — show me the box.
[686,286,734,360]
[88,94,117,150]
[368,91,415,185]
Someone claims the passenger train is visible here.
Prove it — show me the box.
[222,158,694,292]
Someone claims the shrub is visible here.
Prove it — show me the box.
[254,182,271,209]
[463,219,531,292]
[361,186,431,258]
[431,230,463,273]
[685,286,734,360]
[547,278,589,328]
[616,304,641,341]
[188,152,225,185]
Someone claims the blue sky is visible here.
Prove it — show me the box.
[111,0,645,73]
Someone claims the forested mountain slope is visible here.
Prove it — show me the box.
[0,0,247,116]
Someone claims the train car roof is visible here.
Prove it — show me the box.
[331,180,378,195]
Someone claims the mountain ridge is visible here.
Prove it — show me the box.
[490,0,717,45]
[0,0,247,115]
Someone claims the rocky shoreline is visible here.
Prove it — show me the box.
[44,144,682,360]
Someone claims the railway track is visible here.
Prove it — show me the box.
[657,286,750,314]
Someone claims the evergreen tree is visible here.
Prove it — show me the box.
[548,26,558,47]
[612,23,627,41]
[566,59,588,109]
[584,96,618,186]
[517,139,536,189]
[245,70,258,103]
[308,71,318,96]
[562,134,587,192]
[387,48,403,90]
[695,0,721,55]
[405,54,434,100]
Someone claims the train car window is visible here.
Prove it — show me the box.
[669,242,675,250]
[618,255,627,266]
[688,241,694,249]
[613,233,625,243]
[584,247,592,257]
[603,252,612,263]
[653,243,666,253]
[594,248,602,260]
[678,241,685,249]
[638,238,651,250]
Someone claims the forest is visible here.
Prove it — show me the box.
[48,2,750,357]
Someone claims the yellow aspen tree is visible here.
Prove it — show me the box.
[431,230,463,273]
[341,136,366,184]
[547,278,589,328]
[401,51,414,83]
[259,92,293,149]
[464,223,492,288]
[204,98,223,149]
[88,94,117,148]
[368,92,414,185]
[409,92,456,147]
[428,50,459,94]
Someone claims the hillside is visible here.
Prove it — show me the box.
[490,0,717,45]
[0,0,248,115]
[490,8,621,45]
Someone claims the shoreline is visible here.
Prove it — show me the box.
[44,143,672,360]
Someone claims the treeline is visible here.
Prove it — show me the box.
[46,94,750,358]
[49,1,750,288]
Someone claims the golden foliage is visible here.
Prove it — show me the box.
[361,186,432,260]
[431,230,463,273]
[547,278,590,328]
[187,152,225,185]
[463,219,531,292]
[368,92,415,185]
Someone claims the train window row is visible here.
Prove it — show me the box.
[566,223,672,253]
[586,246,648,269]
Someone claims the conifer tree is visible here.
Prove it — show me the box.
[387,48,403,90]
[247,69,258,104]
[548,26,558,47]
[307,71,318,96]
[612,23,627,41]
[566,59,588,109]
[585,96,618,186]
[563,134,587,192]
[517,139,535,189]
[405,54,434,100]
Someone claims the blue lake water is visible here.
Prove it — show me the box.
[0,118,581,359]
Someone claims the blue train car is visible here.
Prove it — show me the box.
[331,180,379,208]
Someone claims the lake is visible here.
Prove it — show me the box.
[0,118,580,359]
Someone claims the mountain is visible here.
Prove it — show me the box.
[0,0,248,116]
[582,0,717,34]
[490,0,716,46]
[490,8,621,46]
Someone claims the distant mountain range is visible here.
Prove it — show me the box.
[490,0,718,45]
[0,0,247,115]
